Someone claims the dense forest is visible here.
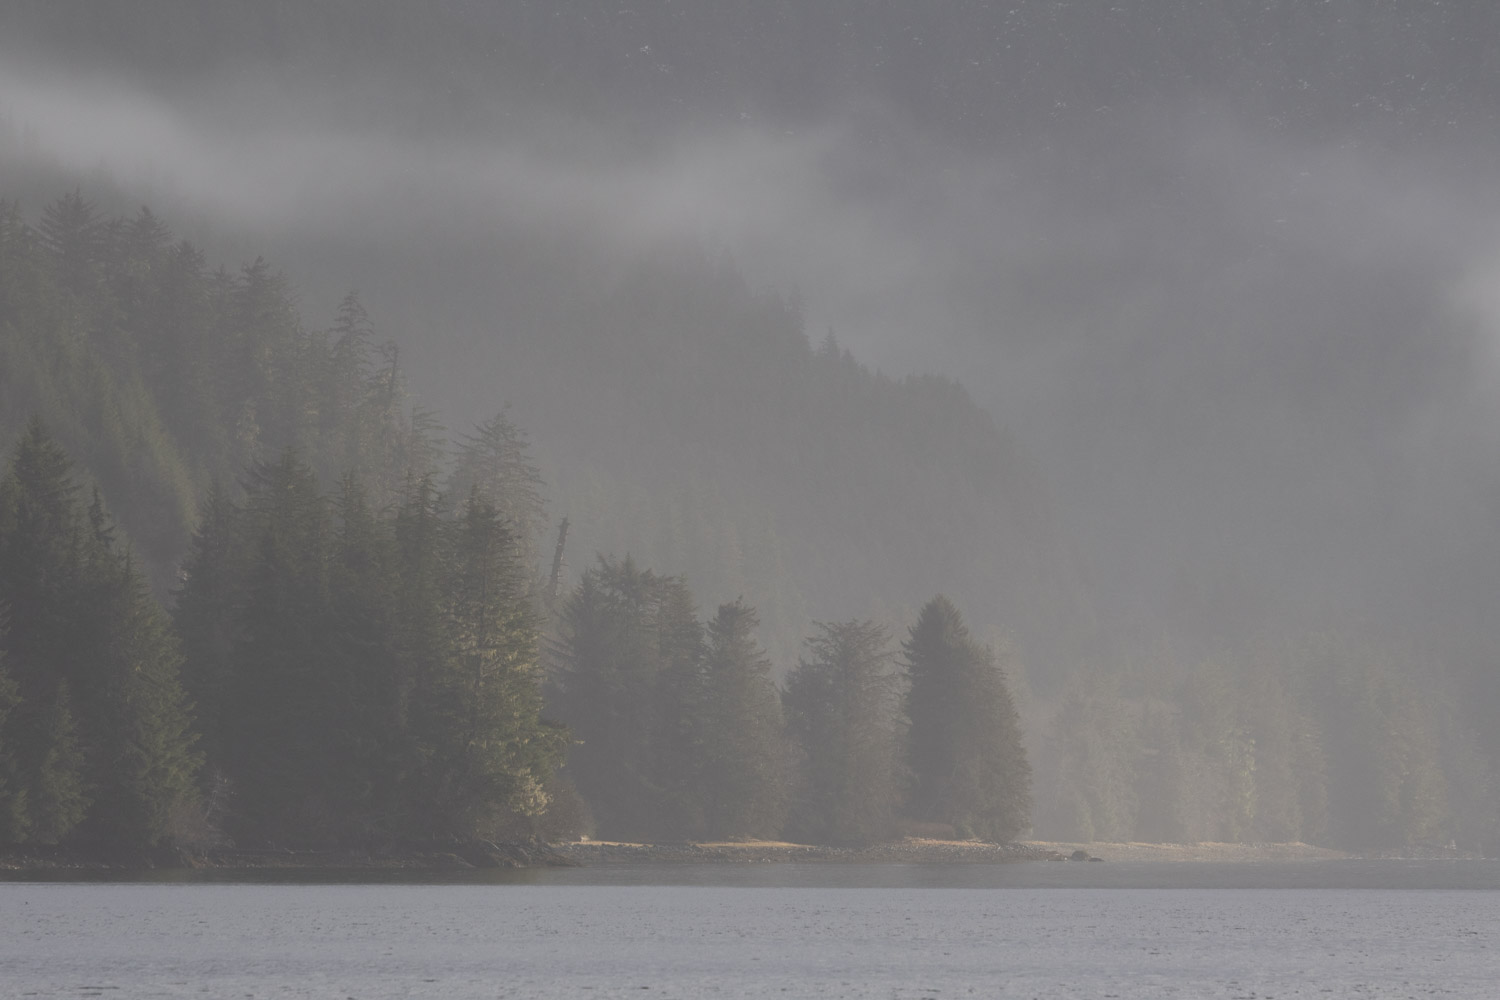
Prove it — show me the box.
[1,194,1494,852]
[0,195,1035,849]
[3,2,1500,854]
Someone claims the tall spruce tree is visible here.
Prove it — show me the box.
[36,189,106,301]
[389,471,448,833]
[323,473,406,842]
[903,596,1031,842]
[447,410,548,575]
[552,557,663,839]
[79,549,201,847]
[648,575,708,839]
[0,642,22,843]
[783,620,903,846]
[173,479,244,775]
[0,420,91,843]
[552,556,710,840]
[700,599,788,840]
[222,448,333,844]
[412,490,564,840]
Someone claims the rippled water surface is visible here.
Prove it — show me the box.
[3,861,1497,998]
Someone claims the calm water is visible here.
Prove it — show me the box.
[2,861,1497,998]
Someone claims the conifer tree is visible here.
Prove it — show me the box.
[0,420,91,844]
[552,556,706,840]
[389,470,448,833]
[648,575,708,838]
[37,190,106,301]
[325,473,405,841]
[27,680,88,844]
[552,557,662,839]
[173,480,244,772]
[448,410,548,574]
[0,644,22,843]
[903,596,1031,842]
[412,490,564,839]
[223,448,332,844]
[81,554,201,847]
[783,620,903,846]
[700,599,788,839]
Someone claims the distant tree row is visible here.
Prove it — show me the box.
[1032,637,1500,852]
[0,421,1032,849]
[552,565,1032,846]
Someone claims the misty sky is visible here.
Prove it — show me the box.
[5,7,1500,667]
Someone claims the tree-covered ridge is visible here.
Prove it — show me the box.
[511,252,1086,670]
[2,188,1496,853]
[0,194,437,592]
[0,190,1084,669]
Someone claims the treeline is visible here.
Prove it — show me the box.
[0,422,1031,849]
[0,419,565,848]
[550,566,1030,845]
[1034,637,1500,852]
[3,191,1496,852]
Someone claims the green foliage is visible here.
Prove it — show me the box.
[550,556,707,841]
[0,647,23,843]
[903,596,1031,842]
[448,410,548,576]
[170,445,564,848]
[27,680,88,844]
[0,423,199,847]
[81,564,202,847]
[3,184,1491,852]
[172,479,243,772]
[1,196,440,598]
[783,620,904,846]
[411,490,565,839]
[700,600,789,839]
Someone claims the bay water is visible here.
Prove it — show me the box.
[2,861,1497,998]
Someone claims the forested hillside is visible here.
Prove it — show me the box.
[4,2,1500,853]
[0,187,1081,669]
[3,193,1494,852]
[0,195,439,591]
